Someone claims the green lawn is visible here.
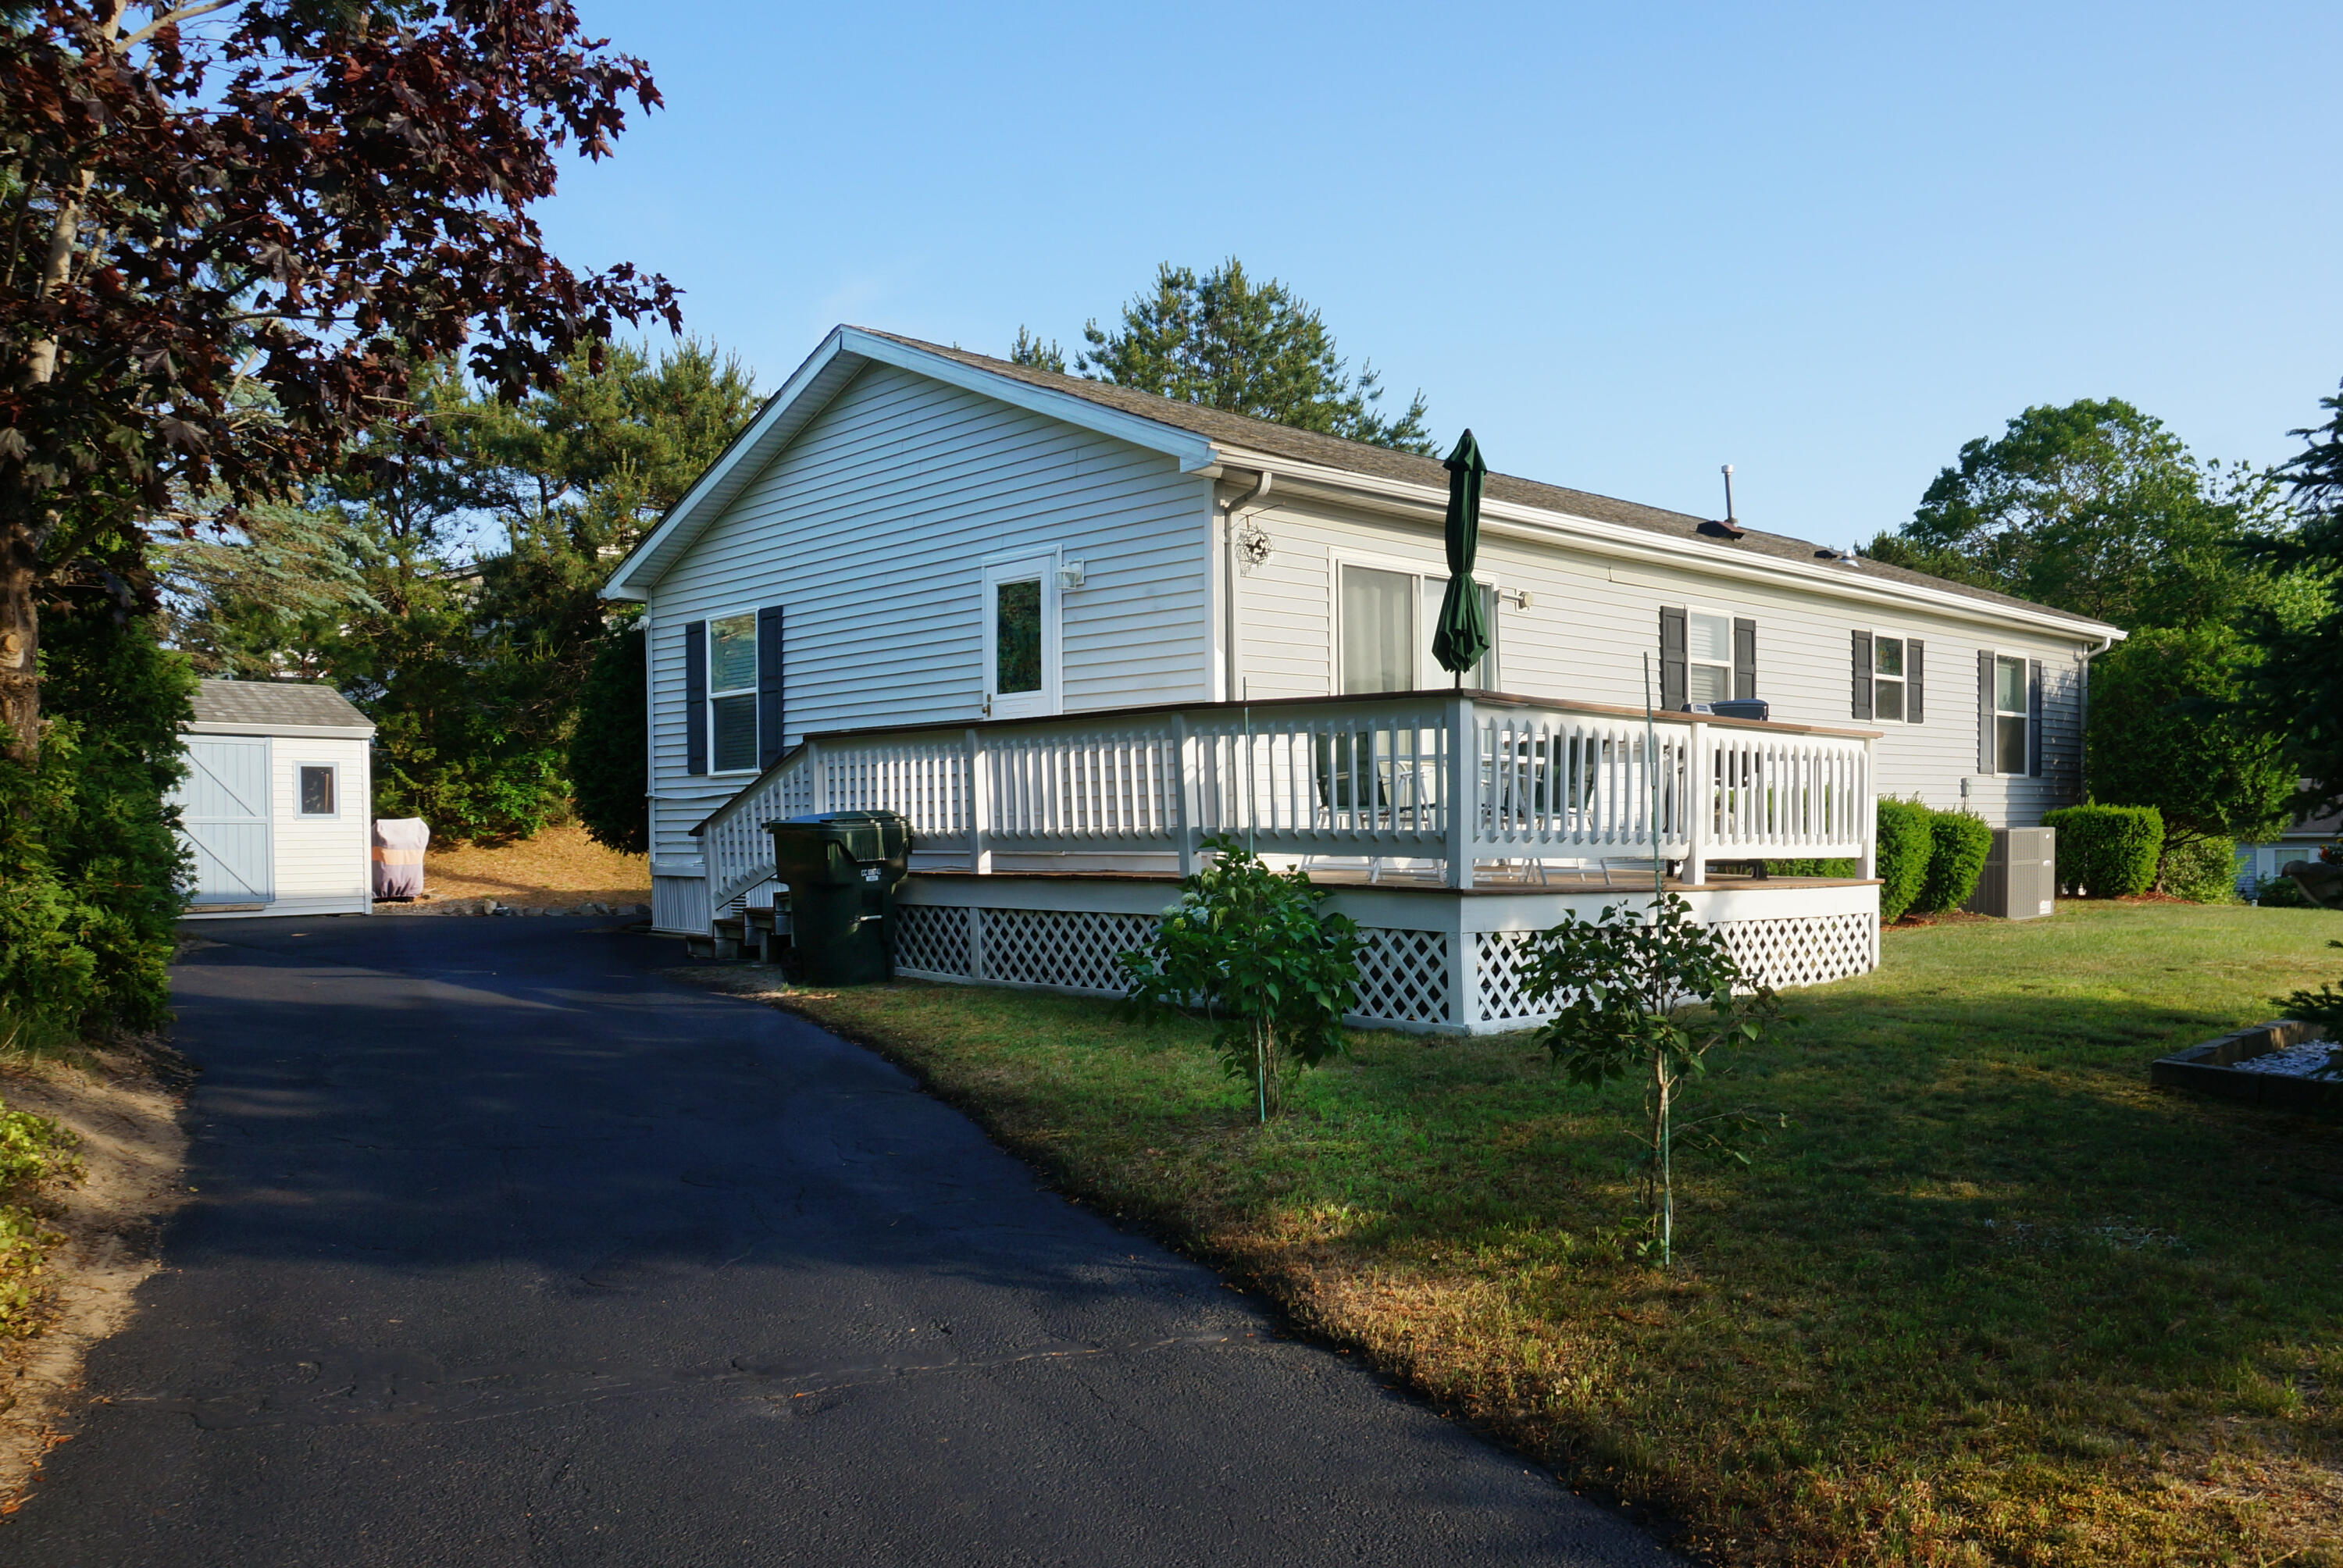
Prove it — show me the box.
[700,900,2343,1567]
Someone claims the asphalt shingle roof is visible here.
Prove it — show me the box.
[866,330,2114,630]
[190,679,373,732]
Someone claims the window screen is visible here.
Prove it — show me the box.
[708,612,759,772]
[1341,566,1414,693]
[1995,654,2027,773]
[298,765,335,815]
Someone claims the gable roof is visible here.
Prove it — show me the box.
[603,326,2121,640]
[188,679,373,733]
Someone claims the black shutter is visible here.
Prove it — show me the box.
[757,604,786,769]
[1659,607,1688,710]
[2027,658,2045,779]
[683,619,708,776]
[1850,630,1873,721]
[1732,618,1757,700]
[1977,650,1995,774]
[1907,640,1925,724]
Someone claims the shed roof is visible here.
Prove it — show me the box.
[188,679,373,733]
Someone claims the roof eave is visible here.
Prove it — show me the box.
[1210,444,2126,644]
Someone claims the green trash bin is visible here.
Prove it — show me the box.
[764,811,911,984]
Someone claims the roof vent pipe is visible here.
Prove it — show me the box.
[1700,463,1746,540]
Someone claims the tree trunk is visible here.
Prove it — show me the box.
[0,511,37,762]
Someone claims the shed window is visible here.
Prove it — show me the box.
[1994,655,2028,773]
[298,765,336,815]
[1686,611,1733,704]
[1874,637,1906,722]
[708,613,759,773]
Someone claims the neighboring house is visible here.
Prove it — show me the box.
[597,326,2124,1032]
[172,679,376,919]
[2238,799,2342,893]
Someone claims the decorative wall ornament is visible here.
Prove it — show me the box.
[1234,522,1273,568]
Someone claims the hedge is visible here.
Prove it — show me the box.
[1914,810,1994,914]
[2042,804,2163,898]
[2159,836,2240,904]
[1875,799,1934,922]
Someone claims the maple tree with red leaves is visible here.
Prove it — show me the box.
[0,0,680,760]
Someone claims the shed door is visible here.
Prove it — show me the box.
[174,737,273,904]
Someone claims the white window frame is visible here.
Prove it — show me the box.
[294,761,341,818]
[705,607,762,777]
[1681,605,1737,707]
[1328,548,1500,694]
[1990,650,2030,775]
[980,549,1062,721]
[1867,629,1913,725]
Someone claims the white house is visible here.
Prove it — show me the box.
[599,327,2124,1032]
[173,679,376,919]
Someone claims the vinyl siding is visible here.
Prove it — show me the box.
[269,737,373,906]
[1229,494,2092,829]
[644,362,1214,861]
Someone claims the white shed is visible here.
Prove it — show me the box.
[173,679,376,918]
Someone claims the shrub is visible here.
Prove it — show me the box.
[569,623,648,855]
[2256,873,2316,908]
[2042,804,2163,898]
[1521,892,1785,1270]
[1122,837,1359,1121]
[1914,810,1994,914]
[2160,836,2241,903]
[1875,799,1934,921]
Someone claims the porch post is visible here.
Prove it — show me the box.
[965,727,993,875]
[1859,734,1878,881]
[1172,715,1200,876]
[807,739,829,815]
[1684,720,1709,886]
[1445,695,1475,890]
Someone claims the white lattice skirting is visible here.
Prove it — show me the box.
[893,898,1876,1032]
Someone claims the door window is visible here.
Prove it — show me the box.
[1340,563,1499,693]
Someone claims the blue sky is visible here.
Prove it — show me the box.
[544,1,2340,549]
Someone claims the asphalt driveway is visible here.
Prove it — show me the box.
[5,915,1679,1566]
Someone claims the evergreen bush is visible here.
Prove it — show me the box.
[2042,804,2163,898]
[2256,874,2316,909]
[569,624,648,855]
[1914,811,1995,914]
[0,605,193,1048]
[2159,837,2241,903]
[1875,799,1935,921]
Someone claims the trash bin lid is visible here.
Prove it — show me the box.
[761,810,908,863]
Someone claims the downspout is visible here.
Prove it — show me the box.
[1222,470,1272,700]
[2076,633,2115,801]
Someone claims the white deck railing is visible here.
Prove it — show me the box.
[693,693,1876,913]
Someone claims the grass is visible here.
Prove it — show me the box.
[703,900,2343,1567]
[415,821,650,908]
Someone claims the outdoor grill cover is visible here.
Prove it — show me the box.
[372,818,430,900]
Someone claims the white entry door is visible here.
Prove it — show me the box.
[982,556,1059,720]
[173,736,273,904]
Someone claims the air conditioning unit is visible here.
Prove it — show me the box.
[1964,826,2056,920]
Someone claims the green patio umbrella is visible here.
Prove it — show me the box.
[1431,429,1491,683]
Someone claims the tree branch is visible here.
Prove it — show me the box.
[117,0,237,51]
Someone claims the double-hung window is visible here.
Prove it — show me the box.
[1338,562,1494,693]
[1874,636,1908,722]
[1993,654,2027,774]
[1685,611,1734,704]
[708,612,760,774]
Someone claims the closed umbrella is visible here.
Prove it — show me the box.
[1431,429,1491,683]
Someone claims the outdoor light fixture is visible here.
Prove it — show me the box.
[1056,560,1086,591]
[1499,587,1534,609]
